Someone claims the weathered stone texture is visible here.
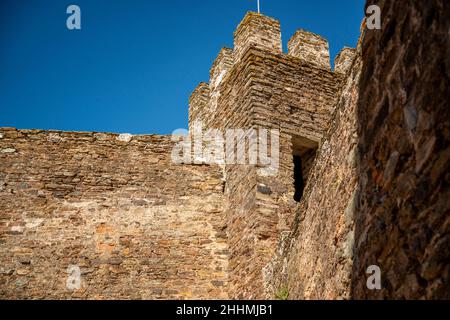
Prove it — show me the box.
[209,48,234,113]
[288,30,331,70]
[226,47,342,299]
[353,0,450,299]
[1,2,448,300]
[201,14,343,298]
[189,82,210,132]
[334,47,357,75]
[265,0,449,301]
[234,12,282,64]
[264,31,362,300]
[0,129,228,299]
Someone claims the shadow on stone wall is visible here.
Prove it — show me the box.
[352,0,449,299]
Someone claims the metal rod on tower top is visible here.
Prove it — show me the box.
[257,0,260,13]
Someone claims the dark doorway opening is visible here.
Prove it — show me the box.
[292,136,318,203]
[293,155,304,202]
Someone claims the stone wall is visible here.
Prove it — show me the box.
[189,82,210,132]
[353,0,450,299]
[233,12,282,64]
[187,12,345,299]
[2,3,447,300]
[0,129,228,299]
[234,46,342,299]
[264,27,361,300]
[266,0,449,300]
[288,30,331,70]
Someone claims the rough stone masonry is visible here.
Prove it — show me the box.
[0,0,448,300]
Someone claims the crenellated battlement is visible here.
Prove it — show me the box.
[188,82,210,132]
[209,48,234,112]
[210,47,234,87]
[334,47,357,74]
[233,12,282,63]
[288,29,331,70]
[189,12,353,134]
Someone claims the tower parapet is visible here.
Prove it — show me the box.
[288,29,331,70]
[233,12,282,63]
[188,82,210,132]
[334,47,357,74]
[210,48,234,112]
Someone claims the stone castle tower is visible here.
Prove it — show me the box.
[187,12,355,298]
[1,2,448,300]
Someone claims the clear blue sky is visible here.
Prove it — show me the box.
[0,0,365,134]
